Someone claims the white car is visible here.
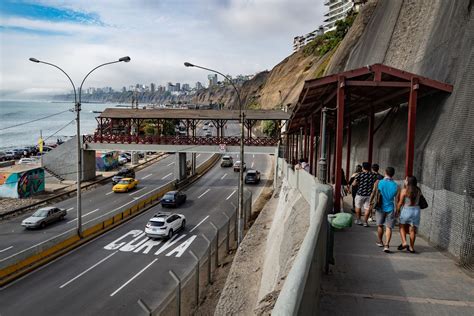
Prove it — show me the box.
[18,158,38,165]
[145,212,186,239]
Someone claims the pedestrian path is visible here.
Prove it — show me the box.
[320,220,474,315]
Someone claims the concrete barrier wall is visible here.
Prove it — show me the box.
[273,158,333,315]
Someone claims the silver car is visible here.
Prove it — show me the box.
[21,207,67,229]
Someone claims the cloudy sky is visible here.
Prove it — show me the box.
[0,0,325,98]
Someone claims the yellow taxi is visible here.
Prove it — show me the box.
[112,177,139,193]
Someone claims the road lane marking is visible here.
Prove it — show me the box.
[133,187,162,200]
[226,190,236,200]
[110,259,158,296]
[65,207,74,213]
[67,209,100,223]
[167,162,175,166]
[129,187,147,195]
[221,173,228,180]
[59,251,118,288]
[141,174,152,180]
[253,154,255,158]
[196,154,201,158]
[251,161,255,168]
[0,246,13,253]
[197,189,210,199]
[190,216,210,232]
[105,191,114,196]
[162,172,173,180]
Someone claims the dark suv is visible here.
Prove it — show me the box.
[161,191,187,208]
[112,168,135,184]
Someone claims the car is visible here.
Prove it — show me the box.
[112,177,139,193]
[21,206,67,229]
[161,190,187,207]
[245,169,261,184]
[203,126,209,131]
[233,161,246,172]
[145,212,186,239]
[205,131,212,137]
[5,150,20,160]
[18,157,38,165]
[221,155,233,167]
[112,168,135,184]
[209,123,213,127]
[118,155,128,165]
[0,151,6,161]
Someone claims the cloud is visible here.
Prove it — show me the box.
[0,0,326,97]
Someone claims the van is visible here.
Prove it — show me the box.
[221,155,233,167]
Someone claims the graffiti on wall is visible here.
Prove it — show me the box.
[96,151,119,171]
[0,168,45,199]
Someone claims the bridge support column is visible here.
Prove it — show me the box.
[131,151,139,165]
[175,153,187,182]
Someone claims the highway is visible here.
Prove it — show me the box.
[0,152,272,315]
[0,152,210,265]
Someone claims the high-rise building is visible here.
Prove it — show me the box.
[167,82,174,92]
[323,0,364,32]
[122,86,127,93]
[150,83,156,93]
[175,83,181,91]
[195,81,203,90]
[182,83,190,91]
[208,74,218,87]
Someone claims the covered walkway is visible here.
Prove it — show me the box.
[320,209,474,315]
[286,63,453,212]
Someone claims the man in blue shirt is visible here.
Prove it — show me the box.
[368,167,399,253]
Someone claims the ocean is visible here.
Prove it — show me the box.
[0,100,117,150]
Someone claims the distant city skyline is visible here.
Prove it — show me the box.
[0,0,325,99]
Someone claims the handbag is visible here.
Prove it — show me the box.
[419,193,428,209]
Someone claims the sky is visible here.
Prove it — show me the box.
[0,0,326,99]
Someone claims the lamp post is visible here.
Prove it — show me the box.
[29,56,131,236]
[184,62,245,245]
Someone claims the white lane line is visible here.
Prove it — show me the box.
[226,190,236,200]
[110,259,158,297]
[197,189,210,199]
[129,187,147,196]
[167,162,175,167]
[253,154,255,158]
[0,246,13,253]
[65,207,74,213]
[162,172,173,180]
[190,215,210,232]
[141,174,152,180]
[251,161,255,168]
[105,191,114,196]
[59,251,118,288]
[67,209,100,223]
[196,154,201,158]
[221,173,228,180]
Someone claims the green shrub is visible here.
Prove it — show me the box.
[262,120,277,137]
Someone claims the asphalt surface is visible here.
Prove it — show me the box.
[0,152,272,315]
[0,152,210,266]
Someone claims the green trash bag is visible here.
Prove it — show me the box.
[331,213,353,229]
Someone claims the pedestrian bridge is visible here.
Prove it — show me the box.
[83,108,290,154]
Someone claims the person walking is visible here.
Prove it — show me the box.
[349,165,362,213]
[369,167,399,253]
[372,163,384,180]
[397,176,422,253]
[353,162,377,225]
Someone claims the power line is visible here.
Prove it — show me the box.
[43,119,76,142]
[0,109,73,131]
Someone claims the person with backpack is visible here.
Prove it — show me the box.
[348,165,362,213]
[397,176,424,253]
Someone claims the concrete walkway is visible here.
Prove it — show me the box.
[320,219,474,315]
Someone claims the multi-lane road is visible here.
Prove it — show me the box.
[0,153,210,267]
[0,149,272,315]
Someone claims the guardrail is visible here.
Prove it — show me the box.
[272,158,333,315]
[0,154,221,286]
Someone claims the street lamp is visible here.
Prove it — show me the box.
[184,62,246,245]
[29,56,131,236]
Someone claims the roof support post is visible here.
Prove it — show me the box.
[328,132,332,183]
[303,118,308,160]
[296,132,299,162]
[405,77,419,177]
[309,114,315,175]
[318,109,328,183]
[334,76,345,212]
[346,118,351,182]
[368,107,374,164]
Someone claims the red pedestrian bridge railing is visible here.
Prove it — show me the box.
[83,134,279,147]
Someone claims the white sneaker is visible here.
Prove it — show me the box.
[368,217,374,223]
[355,219,362,225]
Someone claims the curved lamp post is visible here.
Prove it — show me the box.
[29,56,131,236]
[184,62,245,245]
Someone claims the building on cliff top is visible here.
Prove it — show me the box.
[323,0,365,32]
